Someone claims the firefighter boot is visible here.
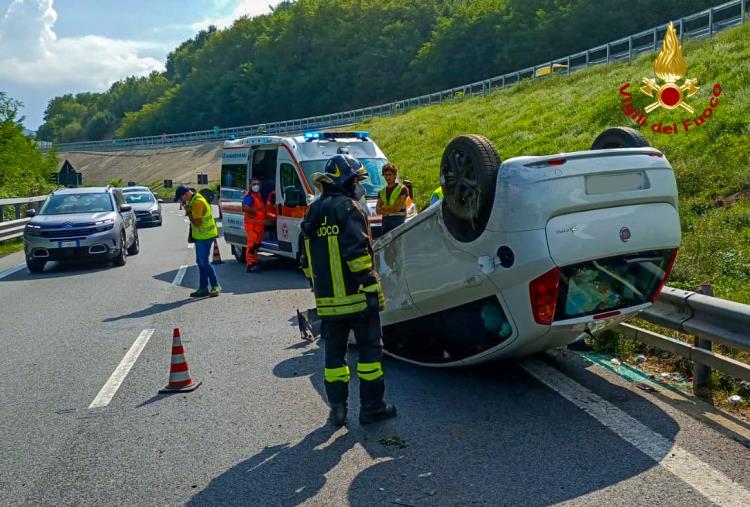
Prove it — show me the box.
[328,403,347,427]
[359,403,397,425]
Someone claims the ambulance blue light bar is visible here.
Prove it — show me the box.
[303,131,370,142]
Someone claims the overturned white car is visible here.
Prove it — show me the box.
[374,128,680,366]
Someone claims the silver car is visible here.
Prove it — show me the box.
[121,186,163,227]
[23,186,139,273]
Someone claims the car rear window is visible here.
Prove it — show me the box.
[555,249,676,320]
[124,192,155,204]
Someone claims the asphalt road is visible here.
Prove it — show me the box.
[1,203,750,506]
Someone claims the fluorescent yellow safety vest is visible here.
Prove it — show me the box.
[188,193,219,240]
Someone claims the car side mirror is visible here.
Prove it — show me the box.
[402,179,414,199]
[284,186,302,207]
[119,204,132,212]
[157,198,164,203]
[26,208,36,218]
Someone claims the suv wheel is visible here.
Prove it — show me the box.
[591,127,650,149]
[27,259,45,273]
[113,232,127,266]
[127,230,140,255]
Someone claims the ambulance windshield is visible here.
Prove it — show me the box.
[300,158,387,196]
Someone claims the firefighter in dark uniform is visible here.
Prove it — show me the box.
[301,154,397,427]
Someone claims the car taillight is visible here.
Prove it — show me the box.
[529,267,561,325]
[547,158,566,166]
[650,248,679,303]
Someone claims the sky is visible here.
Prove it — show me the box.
[0,0,283,130]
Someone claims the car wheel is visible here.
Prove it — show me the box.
[591,127,650,149]
[232,244,246,263]
[113,232,127,266]
[440,134,501,243]
[26,259,45,273]
[157,219,163,227]
[127,230,140,255]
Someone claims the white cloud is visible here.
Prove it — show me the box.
[0,0,164,88]
[192,0,282,31]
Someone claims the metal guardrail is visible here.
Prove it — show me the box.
[45,0,748,153]
[0,196,47,242]
[616,284,750,393]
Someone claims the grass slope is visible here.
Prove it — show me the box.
[362,22,750,303]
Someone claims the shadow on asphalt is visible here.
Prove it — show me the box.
[102,298,203,322]
[176,257,310,295]
[1,258,113,281]
[190,337,683,505]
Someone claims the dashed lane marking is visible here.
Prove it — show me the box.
[0,264,27,280]
[172,264,188,286]
[522,359,750,506]
[89,328,155,409]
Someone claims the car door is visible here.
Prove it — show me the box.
[114,190,135,243]
[276,149,308,258]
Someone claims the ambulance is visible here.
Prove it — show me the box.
[219,131,416,264]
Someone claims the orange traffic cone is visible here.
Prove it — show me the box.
[159,328,201,393]
[211,239,223,264]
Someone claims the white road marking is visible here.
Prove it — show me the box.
[522,359,750,506]
[89,329,155,409]
[172,264,188,286]
[187,243,194,249]
[0,264,27,280]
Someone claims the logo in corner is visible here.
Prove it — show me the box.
[619,227,631,243]
[639,22,699,114]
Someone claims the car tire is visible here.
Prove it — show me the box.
[113,232,127,266]
[591,127,650,149]
[127,230,140,255]
[440,134,501,243]
[26,259,45,273]
[157,219,163,227]
[232,244,246,263]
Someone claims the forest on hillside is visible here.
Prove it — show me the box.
[0,92,56,199]
[37,0,717,143]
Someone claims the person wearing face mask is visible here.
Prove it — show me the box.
[375,163,409,234]
[300,154,397,427]
[242,177,266,273]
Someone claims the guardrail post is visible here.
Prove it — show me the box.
[679,17,685,43]
[606,43,610,63]
[14,204,21,220]
[708,7,714,36]
[653,27,658,51]
[0,205,4,223]
[742,0,746,22]
[585,50,590,68]
[566,56,571,75]
[628,36,633,61]
[693,283,714,398]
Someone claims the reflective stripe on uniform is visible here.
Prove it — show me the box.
[347,254,372,273]
[357,361,384,381]
[317,301,368,317]
[324,365,350,383]
[360,282,381,293]
[316,293,366,306]
[328,235,346,297]
[303,239,313,281]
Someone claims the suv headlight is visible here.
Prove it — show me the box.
[95,218,115,232]
[25,224,42,236]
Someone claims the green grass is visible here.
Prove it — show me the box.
[358,21,750,304]
[0,238,23,258]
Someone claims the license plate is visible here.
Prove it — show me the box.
[585,171,647,194]
[58,240,79,248]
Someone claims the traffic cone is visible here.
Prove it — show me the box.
[159,328,201,393]
[211,239,223,264]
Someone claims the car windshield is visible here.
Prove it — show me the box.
[124,192,155,204]
[40,193,114,215]
[300,158,387,196]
